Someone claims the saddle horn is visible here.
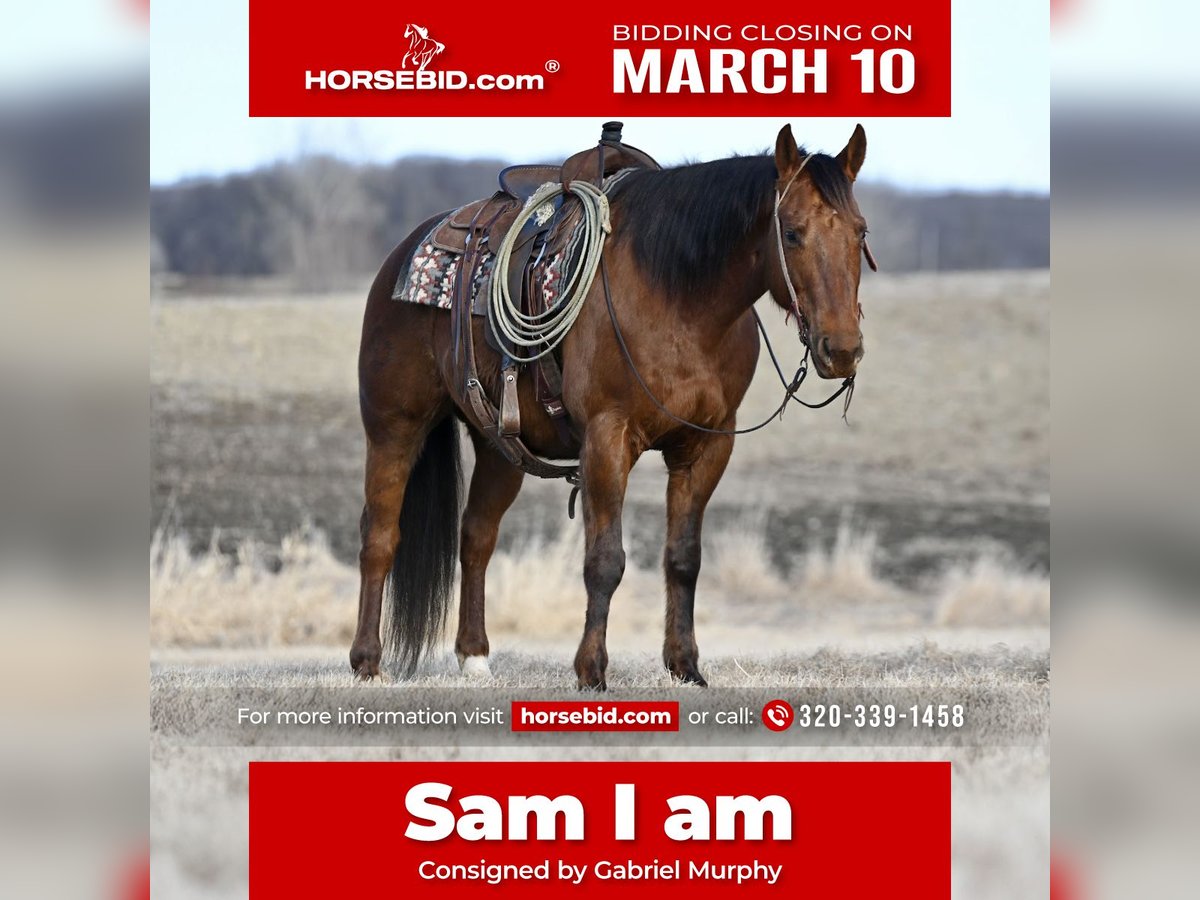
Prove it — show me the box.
[600,121,624,143]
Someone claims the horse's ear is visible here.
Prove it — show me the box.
[836,124,867,181]
[774,124,802,177]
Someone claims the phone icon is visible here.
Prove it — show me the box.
[762,699,794,732]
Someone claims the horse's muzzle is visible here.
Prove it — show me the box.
[814,332,864,379]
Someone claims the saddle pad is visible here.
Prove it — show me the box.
[392,215,575,314]
[391,216,493,309]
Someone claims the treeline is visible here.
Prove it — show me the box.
[151,156,1048,289]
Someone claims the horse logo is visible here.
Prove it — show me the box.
[402,23,445,71]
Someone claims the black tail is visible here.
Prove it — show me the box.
[386,415,462,675]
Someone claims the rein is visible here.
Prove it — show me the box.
[600,263,853,437]
[599,153,857,437]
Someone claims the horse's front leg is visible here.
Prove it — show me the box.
[574,413,639,690]
[662,433,735,686]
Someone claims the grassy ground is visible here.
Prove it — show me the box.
[150,270,1050,490]
[151,514,1048,657]
[150,270,1050,898]
[151,270,1050,565]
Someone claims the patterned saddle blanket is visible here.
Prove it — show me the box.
[392,208,578,316]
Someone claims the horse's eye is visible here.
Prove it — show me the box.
[784,229,799,245]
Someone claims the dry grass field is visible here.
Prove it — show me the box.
[151,269,1049,898]
[151,268,1049,665]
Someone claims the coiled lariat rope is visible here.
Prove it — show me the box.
[487,180,612,364]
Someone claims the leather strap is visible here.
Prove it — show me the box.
[443,132,649,496]
[449,196,580,487]
[499,364,521,437]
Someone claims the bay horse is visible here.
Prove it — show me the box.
[353,124,870,688]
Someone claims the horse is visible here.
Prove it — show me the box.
[402,24,445,72]
[352,123,870,689]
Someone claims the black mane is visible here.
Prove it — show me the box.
[607,151,852,297]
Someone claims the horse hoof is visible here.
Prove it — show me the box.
[668,661,708,687]
[460,655,493,679]
[574,663,608,691]
[353,665,382,682]
[351,658,381,681]
[350,643,382,680]
[574,652,608,691]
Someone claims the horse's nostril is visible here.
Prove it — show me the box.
[820,336,832,360]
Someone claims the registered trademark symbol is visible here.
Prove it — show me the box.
[544,59,560,73]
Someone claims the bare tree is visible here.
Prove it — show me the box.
[280,156,384,291]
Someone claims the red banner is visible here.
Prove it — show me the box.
[250,761,949,898]
[511,701,679,732]
[249,0,951,117]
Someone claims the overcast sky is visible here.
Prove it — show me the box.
[149,1,1049,192]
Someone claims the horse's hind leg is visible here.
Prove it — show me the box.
[455,430,524,677]
[661,433,734,686]
[350,420,429,679]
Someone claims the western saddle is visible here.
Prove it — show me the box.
[437,122,659,494]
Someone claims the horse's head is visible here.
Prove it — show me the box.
[770,123,872,380]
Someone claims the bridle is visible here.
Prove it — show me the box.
[772,153,817,345]
[600,152,862,439]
